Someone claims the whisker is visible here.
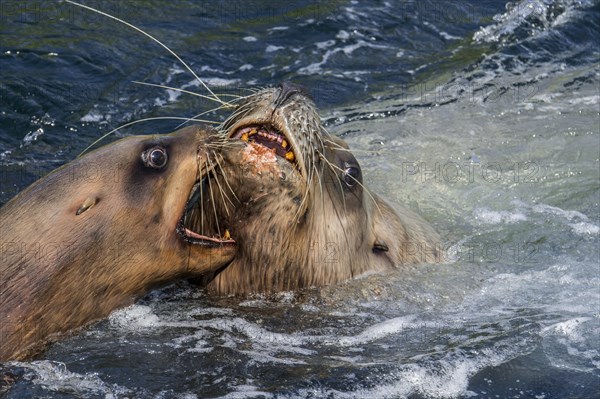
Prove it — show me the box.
[206,151,234,214]
[292,157,314,225]
[174,103,235,130]
[212,152,240,203]
[322,138,382,154]
[199,156,207,236]
[204,154,221,239]
[132,81,237,107]
[316,149,360,277]
[317,150,347,211]
[65,0,226,106]
[78,116,219,157]
[318,153,383,217]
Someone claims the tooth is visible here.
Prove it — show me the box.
[249,129,257,135]
[281,139,287,148]
[241,133,249,141]
[285,151,295,161]
[224,229,231,240]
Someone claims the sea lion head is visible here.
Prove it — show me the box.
[60,124,236,274]
[0,125,235,360]
[190,83,440,295]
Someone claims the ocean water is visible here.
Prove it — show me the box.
[0,1,598,398]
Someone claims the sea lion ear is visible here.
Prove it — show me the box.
[373,239,389,253]
[75,196,99,216]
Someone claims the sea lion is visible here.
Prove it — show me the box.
[183,82,442,295]
[0,125,235,361]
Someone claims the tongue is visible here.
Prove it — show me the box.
[252,134,286,156]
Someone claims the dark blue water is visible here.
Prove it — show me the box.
[1,1,599,398]
[0,0,509,202]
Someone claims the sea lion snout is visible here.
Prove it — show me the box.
[274,81,311,108]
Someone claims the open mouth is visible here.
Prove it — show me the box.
[232,124,296,165]
[176,179,235,247]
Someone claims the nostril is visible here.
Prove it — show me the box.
[274,81,310,108]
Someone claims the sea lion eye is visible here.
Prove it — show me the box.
[343,165,360,188]
[142,146,168,169]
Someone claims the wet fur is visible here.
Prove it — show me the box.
[0,126,234,360]
[197,88,442,294]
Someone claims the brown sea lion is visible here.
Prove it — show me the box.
[0,125,235,361]
[183,83,442,295]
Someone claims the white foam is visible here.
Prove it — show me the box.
[154,97,167,107]
[341,40,388,56]
[363,360,478,398]
[473,0,593,45]
[541,317,600,371]
[189,77,240,87]
[337,315,419,346]
[422,21,461,41]
[240,349,306,365]
[198,65,222,73]
[21,128,44,145]
[171,329,210,349]
[336,30,350,40]
[163,65,185,86]
[569,222,600,235]
[14,360,130,398]
[166,88,182,102]
[474,202,596,233]
[279,349,508,399]
[326,355,364,364]
[188,307,234,317]
[205,317,310,350]
[300,304,320,312]
[108,304,161,329]
[568,95,600,105]
[238,299,270,308]
[542,317,592,343]
[473,207,527,224]
[439,31,461,41]
[214,386,274,399]
[531,203,589,221]
[265,45,284,53]
[473,0,549,43]
[242,36,257,42]
[463,260,599,319]
[315,40,336,49]
[165,316,318,362]
[298,40,388,75]
[80,109,105,122]
[239,292,295,308]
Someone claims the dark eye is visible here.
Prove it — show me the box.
[142,146,168,169]
[343,166,360,188]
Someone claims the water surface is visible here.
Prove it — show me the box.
[1,1,598,398]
